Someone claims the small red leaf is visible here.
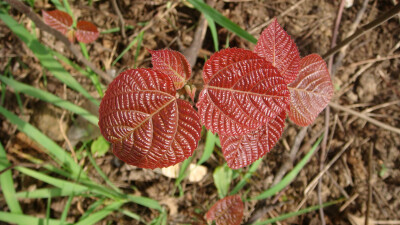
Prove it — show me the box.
[205,195,244,225]
[220,111,286,169]
[197,48,290,136]
[149,49,192,90]
[42,10,73,35]
[98,69,201,169]
[288,54,334,126]
[75,21,99,44]
[254,18,300,84]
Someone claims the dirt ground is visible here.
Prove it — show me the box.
[1,0,399,224]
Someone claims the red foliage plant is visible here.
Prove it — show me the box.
[42,9,99,44]
[205,195,244,225]
[98,19,334,170]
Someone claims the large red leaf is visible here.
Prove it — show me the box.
[254,18,300,84]
[98,69,201,169]
[288,54,334,126]
[75,21,99,44]
[197,48,290,136]
[42,10,73,35]
[220,111,286,169]
[150,49,192,90]
[205,195,244,225]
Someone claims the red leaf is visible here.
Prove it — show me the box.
[197,48,290,136]
[149,49,192,90]
[42,10,72,36]
[220,111,286,169]
[205,195,244,225]
[254,18,300,84]
[98,69,201,169]
[288,54,334,126]
[75,21,99,44]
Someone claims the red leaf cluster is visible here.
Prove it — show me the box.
[98,19,333,170]
[42,10,99,44]
[197,18,334,169]
[99,50,201,169]
[205,195,244,225]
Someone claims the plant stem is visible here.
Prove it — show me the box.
[323,3,400,59]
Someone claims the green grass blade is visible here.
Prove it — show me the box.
[198,131,217,165]
[0,106,85,178]
[15,166,88,193]
[60,194,74,225]
[112,30,144,66]
[0,9,99,106]
[0,76,98,126]
[0,143,23,216]
[46,197,52,225]
[75,201,124,225]
[125,195,163,211]
[253,198,344,225]
[0,211,65,225]
[204,15,219,51]
[230,157,262,195]
[15,187,86,199]
[134,31,144,68]
[87,151,122,193]
[79,198,106,221]
[120,209,141,221]
[187,0,257,44]
[251,135,323,201]
[101,25,134,34]
[50,0,66,12]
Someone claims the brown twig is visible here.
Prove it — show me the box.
[323,2,400,59]
[319,0,346,223]
[329,102,400,135]
[5,0,113,83]
[111,0,126,40]
[365,144,373,225]
[272,126,308,186]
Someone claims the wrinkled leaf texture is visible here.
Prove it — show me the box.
[42,10,72,35]
[197,48,290,136]
[254,18,300,84]
[205,195,244,225]
[150,49,192,90]
[220,111,286,169]
[288,54,334,126]
[98,69,201,169]
[75,21,99,44]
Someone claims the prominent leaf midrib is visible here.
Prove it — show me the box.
[208,86,288,99]
[115,97,177,143]
[287,84,331,98]
[207,58,265,84]
[44,11,72,32]
[161,56,185,86]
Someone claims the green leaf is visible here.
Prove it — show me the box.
[213,164,233,198]
[91,136,110,157]
[198,130,216,165]
[187,0,257,44]
[251,135,323,200]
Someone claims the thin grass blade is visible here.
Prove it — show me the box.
[0,10,99,106]
[251,135,323,200]
[0,76,98,126]
[0,211,64,225]
[75,201,124,225]
[187,0,257,43]
[230,157,262,195]
[0,143,23,217]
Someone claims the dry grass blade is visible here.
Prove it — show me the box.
[329,102,400,135]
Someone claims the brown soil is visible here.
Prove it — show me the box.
[1,0,399,224]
